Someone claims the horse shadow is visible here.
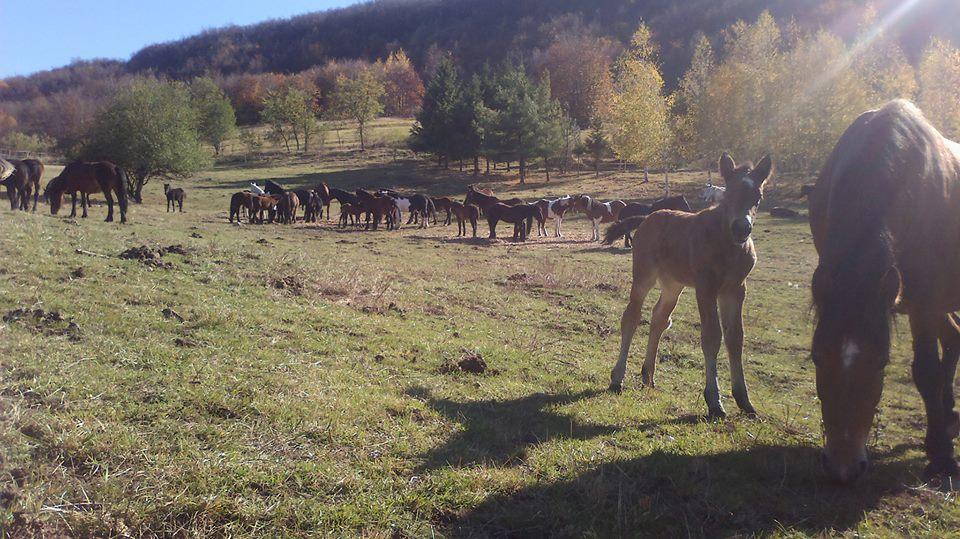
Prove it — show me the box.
[406,386,616,472]
[446,441,927,537]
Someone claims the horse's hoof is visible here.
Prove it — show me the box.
[924,458,960,481]
[707,407,727,420]
[608,383,623,394]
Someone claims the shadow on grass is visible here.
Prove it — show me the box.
[446,443,926,537]
[406,387,615,472]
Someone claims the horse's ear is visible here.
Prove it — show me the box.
[719,153,736,180]
[750,155,773,188]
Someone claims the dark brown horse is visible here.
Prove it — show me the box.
[356,189,397,230]
[339,203,363,228]
[230,192,253,223]
[295,189,321,223]
[315,182,332,220]
[3,159,44,211]
[432,197,455,225]
[164,184,185,212]
[810,100,960,484]
[465,186,524,215]
[277,192,300,224]
[44,161,128,223]
[486,202,541,241]
[251,195,279,224]
[450,201,480,237]
[603,153,772,419]
[617,195,693,247]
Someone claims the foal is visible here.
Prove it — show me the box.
[450,201,480,237]
[164,184,185,212]
[534,196,575,237]
[604,154,772,418]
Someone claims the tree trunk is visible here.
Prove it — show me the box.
[519,157,526,184]
[459,160,463,172]
[594,158,600,178]
[544,157,550,183]
[358,121,366,151]
[474,156,480,176]
[438,155,443,167]
[485,158,490,175]
[132,172,148,204]
[506,161,511,172]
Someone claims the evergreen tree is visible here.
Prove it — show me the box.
[410,57,461,166]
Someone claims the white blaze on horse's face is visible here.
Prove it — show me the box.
[718,154,772,245]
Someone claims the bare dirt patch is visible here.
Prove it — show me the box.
[3,308,81,341]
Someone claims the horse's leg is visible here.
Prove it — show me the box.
[179,198,184,212]
[593,218,601,241]
[641,280,684,388]
[488,217,497,239]
[6,186,15,210]
[911,312,959,477]
[82,194,89,218]
[103,189,115,222]
[70,194,78,217]
[696,285,725,418]
[470,216,477,238]
[610,269,656,392]
[625,232,632,248]
[556,215,562,238]
[940,314,960,439]
[719,283,757,415]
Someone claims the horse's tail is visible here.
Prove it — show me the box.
[603,216,647,245]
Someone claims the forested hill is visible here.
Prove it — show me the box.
[4,0,959,103]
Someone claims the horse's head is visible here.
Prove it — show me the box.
[44,176,65,215]
[163,183,171,194]
[570,194,588,213]
[718,153,771,245]
[811,243,900,484]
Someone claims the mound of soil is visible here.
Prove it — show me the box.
[3,308,81,341]
[439,350,489,375]
[119,244,188,268]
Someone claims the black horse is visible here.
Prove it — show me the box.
[616,195,692,247]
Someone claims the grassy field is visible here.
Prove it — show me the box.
[0,139,956,537]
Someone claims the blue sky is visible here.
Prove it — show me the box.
[2,0,357,78]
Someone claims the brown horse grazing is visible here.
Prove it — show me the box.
[432,197,455,225]
[339,203,363,228]
[603,153,772,419]
[164,184,185,212]
[251,195,279,224]
[486,202,541,241]
[810,100,960,484]
[229,192,253,223]
[571,195,627,241]
[450,201,480,237]
[315,182,332,220]
[355,190,397,230]
[3,159,44,211]
[277,192,300,224]
[44,161,128,223]
[464,186,524,215]
[617,195,693,247]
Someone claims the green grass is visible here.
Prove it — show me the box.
[0,148,954,537]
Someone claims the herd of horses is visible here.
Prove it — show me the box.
[2,100,960,487]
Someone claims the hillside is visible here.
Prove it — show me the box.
[3,0,959,103]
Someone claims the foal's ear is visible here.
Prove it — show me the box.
[719,153,736,180]
[750,155,773,188]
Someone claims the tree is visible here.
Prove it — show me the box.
[919,39,960,140]
[674,34,715,163]
[410,57,461,166]
[330,69,385,150]
[605,23,673,171]
[382,50,425,117]
[535,32,619,127]
[584,118,611,178]
[81,78,210,203]
[190,77,237,155]
[261,84,318,153]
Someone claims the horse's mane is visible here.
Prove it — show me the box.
[812,100,950,350]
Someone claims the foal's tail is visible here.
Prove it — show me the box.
[603,216,647,245]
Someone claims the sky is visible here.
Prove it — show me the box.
[1,0,357,78]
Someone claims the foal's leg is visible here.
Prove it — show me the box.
[911,313,959,477]
[103,190,115,222]
[641,280,684,388]
[81,194,89,218]
[719,283,757,415]
[941,314,960,439]
[696,285,725,418]
[70,194,78,217]
[610,270,656,392]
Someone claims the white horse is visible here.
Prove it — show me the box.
[249,182,266,195]
[701,184,726,205]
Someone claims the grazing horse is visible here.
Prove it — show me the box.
[617,196,693,247]
[810,100,960,484]
[44,161,128,223]
[571,195,626,241]
[164,184,185,212]
[230,191,253,223]
[450,201,480,237]
[339,203,363,227]
[486,202,541,241]
[355,189,397,230]
[603,153,772,419]
[379,190,434,228]
[432,197,455,225]
[465,186,524,215]
[3,159,44,211]
[277,192,300,224]
[251,195,279,224]
[294,189,321,223]
[534,196,575,237]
